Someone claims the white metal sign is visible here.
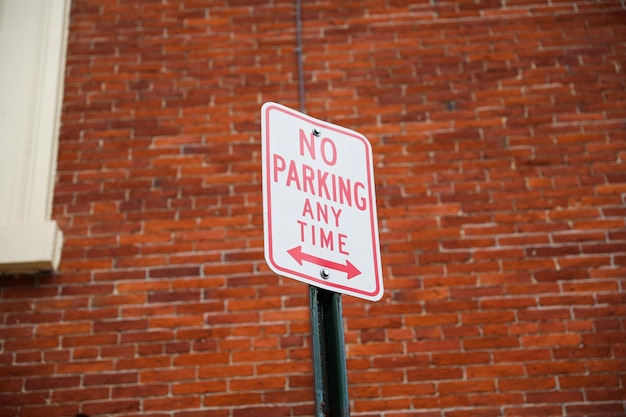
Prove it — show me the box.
[261,102,383,301]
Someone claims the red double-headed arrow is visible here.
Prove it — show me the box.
[287,246,361,279]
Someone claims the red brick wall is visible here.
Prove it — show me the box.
[2,1,626,416]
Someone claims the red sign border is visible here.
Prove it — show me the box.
[262,102,383,301]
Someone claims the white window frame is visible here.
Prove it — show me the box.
[0,0,70,273]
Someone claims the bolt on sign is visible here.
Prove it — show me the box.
[261,102,384,301]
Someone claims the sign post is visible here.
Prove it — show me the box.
[310,286,349,417]
[261,102,383,416]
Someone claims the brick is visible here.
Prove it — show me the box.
[432,352,491,366]
[526,389,584,405]
[57,360,113,375]
[503,405,562,416]
[559,374,620,389]
[81,400,141,415]
[406,313,460,327]
[203,393,263,407]
[407,367,464,382]
[113,383,170,401]
[353,398,412,413]
[232,406,292,417]
[19,404,79,417]
[35,322,91,337]
[500,376,557,392]
[3,2,626,417]
[83,371,137,386]
[0,392,47,407]
[534,269,589,282]
[522,333,581,347]
[462,311,516,325]
[463,336,520,350]
[407,339,461,353]
[171,380,227,395]
[565,403,626,417]
[446,407,504,417]
[526,361,586,376]
[230,376,286,391]
[585,387,626,403]
[52,387,109,403]
[116,356,171,370]
[439,380,496,395]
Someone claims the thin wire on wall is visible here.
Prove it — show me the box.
[295,0,306,113]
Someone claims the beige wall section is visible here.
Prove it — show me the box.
[0,0,69,272]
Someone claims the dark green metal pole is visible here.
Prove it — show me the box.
[309,286,350,417]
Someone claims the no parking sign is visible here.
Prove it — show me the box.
[261,102,383,301]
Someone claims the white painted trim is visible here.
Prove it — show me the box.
[0,0,70,273]
[0,222,63,273]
